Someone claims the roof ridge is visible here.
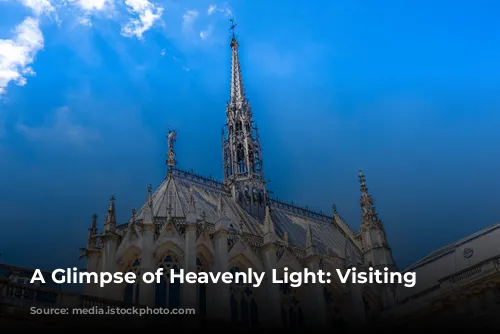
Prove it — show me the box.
[270,197,332,224]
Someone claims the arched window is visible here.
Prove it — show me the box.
[123,258,141,305]
[280,282,303,328]
[230,266,258,325]
[197,257,207,317]
[236,144,246,174]
[155,254,181,308]
[324,286,346,329]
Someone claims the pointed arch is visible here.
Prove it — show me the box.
[276,248,302,274]
[228,242,262,326]
[120,252,141,305]
[228,266,259,326]
[116,246,142,272]
[323,284,348,329]
[153,241,184,262]
[116,242,142,266]
[321,259,348,294]
[196,256,208,317]
[196,243,214,270]
[154,222,184,250]
[228,239,265,273]
[154,252,182,309]
[274,256,306,329]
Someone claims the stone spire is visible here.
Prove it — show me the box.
[358,170,396,271]
[166,129,177,176]
[263,205,276,244]
[87,214,98,248]
[359,170,383,230]
[186,187,197,225]
[222,20,266,218]
[103,195,116,233]
[147,184,153,208]
[129,208,136,227]
[215,194,230,231]
[228,18,246,109]
[305,224,317,256]
[143,184,154,224]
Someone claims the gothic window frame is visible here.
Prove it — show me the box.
[229,266,259,325]
[155,253,182,309]
[197,257,208,317]
[279,280,304,328]
[123,257,141,305]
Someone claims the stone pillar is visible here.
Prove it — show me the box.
[261,243,281,327]
[212,230,230,321]
[303,256,327,329]
[100,233,119,300]
[84,250,101,297]
[183,223,198,322]
[139,223,155,307]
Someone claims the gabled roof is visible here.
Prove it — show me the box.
[123,168,360,258]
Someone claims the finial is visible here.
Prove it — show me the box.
[131,208,136,220]
[332,204,338,215]
[147,184,153,207]
[90,214,97,233]
[230,18,237,38]
[167,202,173,219]
[166,129,177,172]
[306,224,313,249]
[229,18,238,47]
[108,195,116,212]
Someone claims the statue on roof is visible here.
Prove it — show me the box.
[168,130,177,152]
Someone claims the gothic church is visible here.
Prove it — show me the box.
[81,27,397,329]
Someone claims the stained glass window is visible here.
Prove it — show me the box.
[280,281,303,328]
[123,257,141,305]
[155,254,181,309]
[229,266,258,325]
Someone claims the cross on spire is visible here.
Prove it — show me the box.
[230,18,237,38]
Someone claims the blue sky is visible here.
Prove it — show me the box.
[0,0,499,270]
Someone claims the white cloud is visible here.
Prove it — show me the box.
[206,3,231,17]
[182,9,198,30]
[73,0,112,11]
[199,25,213,40]
[121,0,164,39]
[17,106,98,146]
[19,0,55,15]
[77,16,92,26]
[207,4,216,15]
[0,17,44,96]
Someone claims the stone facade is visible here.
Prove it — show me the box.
[79,30,396,329]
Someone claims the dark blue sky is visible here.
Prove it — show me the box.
[0,0,499,270]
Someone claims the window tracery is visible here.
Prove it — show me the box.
[123,257,141,305]
[280,281,303,327]
[229,266,258,325]
[324,286,346,329]
[155,254,181,308]
[197,257,207,317]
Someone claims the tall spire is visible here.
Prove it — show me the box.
[228,18,246,109]
[222,20,266,219]
[103,195,116,233]
[166,129,177,176]
[359,170,382,229]
[87,214,98,248]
